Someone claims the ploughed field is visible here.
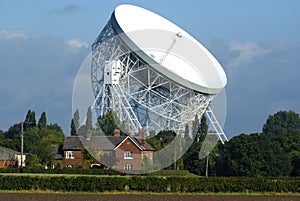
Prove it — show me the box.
[0,193,299,201]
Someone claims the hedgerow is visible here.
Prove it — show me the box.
[0,167,120,175]
[0,174,299,193]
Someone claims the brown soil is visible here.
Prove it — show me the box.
[0,193,299,201]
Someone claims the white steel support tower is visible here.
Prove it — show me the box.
[91,5,228,142]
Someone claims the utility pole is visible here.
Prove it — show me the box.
[20,121,24,173]
[174,149,177,170]
[205,154,209,177]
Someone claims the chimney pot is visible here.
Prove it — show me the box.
[139,128,146,148]
[114,128,120,137]
[86,128,91,140]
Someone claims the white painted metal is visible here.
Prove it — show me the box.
[112,4,227,94]
[205,106,228,144]
[91,4,228,141]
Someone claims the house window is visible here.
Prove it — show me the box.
[124,164,133,170]
[124,151,133,159]
[66,151,74,159]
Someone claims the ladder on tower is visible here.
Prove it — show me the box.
[205,106,228,144]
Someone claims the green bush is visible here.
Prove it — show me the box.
[0,167,120,175]
[0,175,299,193]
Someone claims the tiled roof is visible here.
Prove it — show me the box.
[63,135,155,151]
[80,136,126,151]
[0,146,20,160]
[63,136,84,150]
[134,138,155,151]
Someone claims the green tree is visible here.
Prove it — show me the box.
[198,115,208,142]
[97,110,117,136]
[86,106,92,130]
[182,139,219,176]
[23,126,41,153]
[181,114,211,175]
[146,130,178,170]
[192,115,199,142]
[70,119,77,136]
[189,114,208,142]
[24,110,36,130]
[262,110,300,176]
[73,109,80,131]
[0,130,4,146]
[81,147,103,169]
[26,153,41,167]
[3,123,22,150]
[146,130,176,151]
[183,142,203,175]
[1,110,65,167]
[38,111,47,129]
[142,156,153,171]
[290,151,300,176]
[4,123,21,139]
[263,110,300,136]
[35,125,64,165]
[216,133,292,176]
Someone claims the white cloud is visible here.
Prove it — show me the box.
[66,38,89,53]
[1,30,299,139]
[209,40,300,136]
[0,30,89,134]
[228,41,270,67]
[0,30,29,40]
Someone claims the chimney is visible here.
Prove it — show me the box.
[86,128,91,140]
[139,128,146,148]
[114,128,120,137]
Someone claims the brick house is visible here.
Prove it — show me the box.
[55,129,154,171]
[0,146,25,168]
[62,136,85,168]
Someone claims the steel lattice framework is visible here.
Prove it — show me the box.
[91,19,214,137]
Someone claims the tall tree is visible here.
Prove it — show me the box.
[24,110,36,130]
[198,115,208,142]
[38,112,47,129]
[192,115,199,142]
[73,109,80,131]
[192,114,209,142]
[70,119,77,136]
[86,106,92,130]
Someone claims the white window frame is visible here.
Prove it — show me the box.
[124,164,133,170]
[65,151,74,159]
[149,152,153,160]
[124,151,133,159]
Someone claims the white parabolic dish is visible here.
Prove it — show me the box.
[111,4,227,94]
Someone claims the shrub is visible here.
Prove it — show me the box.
[0,174,299,193]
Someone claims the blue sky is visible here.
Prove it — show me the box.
[1,0,300,137]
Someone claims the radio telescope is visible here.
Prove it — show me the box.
[81,4,228,172]
[91,4,227,142]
